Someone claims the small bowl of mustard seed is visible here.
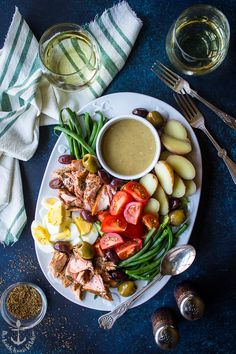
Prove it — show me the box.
[0,282,47,329]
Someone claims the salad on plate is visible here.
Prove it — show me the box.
[31,106,197,302]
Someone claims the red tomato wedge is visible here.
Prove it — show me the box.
[124,202,143,225]
[110,191,133,216]
[97,210,110,223]
[121,222,145,239]
[123,181,150,204]
[101,215,127,233]
[142,213,160,230]
[100,233,124,250]
[115,239,142,260]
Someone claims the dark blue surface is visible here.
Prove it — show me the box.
[0,1,236,353]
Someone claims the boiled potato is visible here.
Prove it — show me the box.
[184,179,197,196]
[153,185,169,216]
[166,155,196,180]
[164,120,188,140]
[144,198,160,215]
[161,133,192,155]
[139,173,158,196]
[154,161,174,195]
[160,150,172,160]
[172,173,186,198]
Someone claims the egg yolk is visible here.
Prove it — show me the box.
[47,203,65,226]
[33,226,50,244]
[74,216,92,235]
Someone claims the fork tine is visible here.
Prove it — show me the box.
[178,91,197,117]
[152,61,180,81]
[151,68,177,90]
[174,94,193,122]
[182,90,199,113]
[152,62,177,85]
[151,65,176,87]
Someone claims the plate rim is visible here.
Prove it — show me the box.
[35,91,202,311]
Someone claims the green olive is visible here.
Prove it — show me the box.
[82,154,99,173]
[146,111,165,129]
[169,209,186,226]
[77,241,94,259]
[118,281,137,297]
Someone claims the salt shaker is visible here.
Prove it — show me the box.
[151,307,179,350]
[174,281,205,321]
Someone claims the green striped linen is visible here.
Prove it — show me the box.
[0,2,142,244]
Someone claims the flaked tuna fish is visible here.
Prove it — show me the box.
[49,251,69,277]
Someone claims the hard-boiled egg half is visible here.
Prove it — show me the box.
[72,212,98,245]
[31,220,54,253]
[31,197,99,252]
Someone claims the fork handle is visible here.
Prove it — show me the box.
[190,90,236,131]
[200,125,236,184]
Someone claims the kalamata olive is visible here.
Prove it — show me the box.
[77,242,94,259]
[104,249,120,264]
[98,169,111,185]
[110,270,128,282]
[49,178,64,189]
[169,197,181,211]
[80,210,97,223]
[132,108,149,118]
[118,280,137,297]
[146,111,165,129]
[110,178,126,190]
[169,209,186,226]
[54,242,72,254]
[58,154,75,164]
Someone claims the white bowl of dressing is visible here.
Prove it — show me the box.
[96,115,161,180]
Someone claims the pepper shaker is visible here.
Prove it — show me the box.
[152,307,179,350]
[174,281,205,321]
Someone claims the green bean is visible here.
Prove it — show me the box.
[91,114,104,150]
[84,112,91,138]
[125,234,171,276]
[142,227,157,246]
[124,240,166,268]
[68,136,74,156]
[88,121,98,146]
[149,229,169,250]
[128,273,155,281]
[125,257,162,275]
[143,217,169,246]
[65,108,83,136]
[175,223,188,238]
[118,229,156,267]
[166,226,173,250]
[54,126,95,155]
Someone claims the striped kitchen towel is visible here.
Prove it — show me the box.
[0,1,142,244]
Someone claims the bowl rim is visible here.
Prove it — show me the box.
[96,114,161,180]
[0,282,47,329]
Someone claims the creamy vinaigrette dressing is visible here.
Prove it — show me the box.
[101,119,156,175]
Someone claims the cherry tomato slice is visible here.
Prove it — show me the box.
[110,191,133,216]
[101,215,127,233]
[100,233,124,250]
[120,222,145,239]
[124,202,143,225]
[142,213,160,230]
[115,239,142,260]
[123,181,150,203]
[97,210,110,223]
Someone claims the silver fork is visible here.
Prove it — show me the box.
[174,91,236,184]
[151,61,236,131]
